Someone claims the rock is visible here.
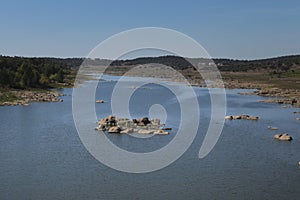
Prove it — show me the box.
[98,124,106,131]
[107,115,117,126]
[120,128,133,134]
[298,161,300,166]
[296,118,300,121]
[227,115,259,120]
[108,126,121,133]
[132,117,152,126]
[98,118,106,125]
[274,133,293,141]
[96,100,104,103]
[137,122,146,126]
[151,119,161,125]
[154,130,169,135]
[225,116,233,120]
[233,115,242,120]
[138,129,155,134]
[95,125,106,131]
[274,134,281,139]
[279,134,293,141]
[241,115,250,119]
[293,111,300,114]
[247,116,259,120]
[140,117,151,126]
[96,115,171,135]
[268,126,279,130]
[162,128,172,130]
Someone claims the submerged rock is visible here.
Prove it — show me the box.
[268,126,279,130]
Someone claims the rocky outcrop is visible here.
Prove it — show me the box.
[258,98,298,106]
[225,116,233,120]
[0,90,63,106]
[252,88,300,107]
[238,88,300,107]
[274,133,293,141]
[96,116,169,135]
[96,100,104,103]
[108,126,121,133]
[225,115,259,120]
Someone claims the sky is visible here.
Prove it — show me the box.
[0,0,300,60]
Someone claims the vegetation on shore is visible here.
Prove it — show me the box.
[0,56,82,89]
[0,56,82,104]
[1,54,300,105]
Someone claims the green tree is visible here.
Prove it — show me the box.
[55,69,64,82]
[39,74,49,86]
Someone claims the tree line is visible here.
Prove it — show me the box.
[1,54,300,89]
[110,55,300,72]
[0,56,82,89]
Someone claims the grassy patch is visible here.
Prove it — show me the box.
[0,92,19,103]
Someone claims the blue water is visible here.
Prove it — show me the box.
[1,78,300,199]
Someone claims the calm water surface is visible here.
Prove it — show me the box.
[1,77,300,199]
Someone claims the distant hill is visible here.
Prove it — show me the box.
[1,54,300,89]
[110,55,300,72]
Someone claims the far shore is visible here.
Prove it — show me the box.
[101,68,300,108]
[2,71,300,108]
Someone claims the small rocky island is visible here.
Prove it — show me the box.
[225,114,259,120]
[95,116,170,135]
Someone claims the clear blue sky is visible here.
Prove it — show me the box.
[1,0,299,59]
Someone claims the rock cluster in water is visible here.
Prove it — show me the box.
[95,116,169,135]
[225,115,259,120]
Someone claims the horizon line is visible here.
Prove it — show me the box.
[1,53,300,62]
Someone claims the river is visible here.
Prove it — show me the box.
[0,76,300,199]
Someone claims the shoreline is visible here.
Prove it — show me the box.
[102,71,300,108]
[0,89,64,106]
[1,73,300,108]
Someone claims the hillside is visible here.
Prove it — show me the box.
[1,54,300,89]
